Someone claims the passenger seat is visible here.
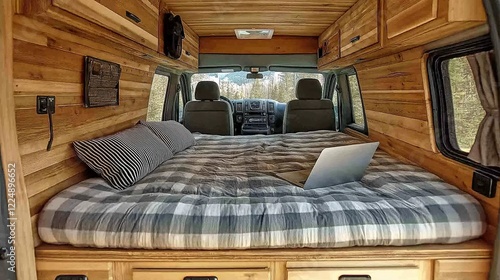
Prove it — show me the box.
[283,79,334,133]
[184,81,234,135]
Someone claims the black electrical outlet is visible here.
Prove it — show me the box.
[37,96,56,114]
[472,171,497,198]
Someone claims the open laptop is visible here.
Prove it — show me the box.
[277,142,379,189]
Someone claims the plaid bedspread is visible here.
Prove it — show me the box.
[38,131,486,249]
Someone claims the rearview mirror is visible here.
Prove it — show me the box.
[247,73,264,79]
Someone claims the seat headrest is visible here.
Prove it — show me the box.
[195,81,220,101]
[296,79,322,100]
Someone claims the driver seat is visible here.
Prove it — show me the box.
[184,81,234,135]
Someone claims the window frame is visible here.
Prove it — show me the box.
[337,67,368,135]
[428,35,500,177]
[324,73,340,130]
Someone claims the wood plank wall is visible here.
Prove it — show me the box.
[0,0,37,278]
[354,47,500,244]
[12,12,161,246]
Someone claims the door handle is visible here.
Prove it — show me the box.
[339,275,371,280]
[350,35,361,43]
[126,11,141,23]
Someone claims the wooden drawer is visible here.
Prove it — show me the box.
[434,259,491,280]
[318,30,340,67]
[133,269,270,280]
[95,0,159,37]
[385,0,438,39]
[339,0,379,57]
[287,260,429,280]
[37,261,113,280]
[288,267,421,280]
[53,0,159,50]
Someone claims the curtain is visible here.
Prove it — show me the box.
[467,51,500,167]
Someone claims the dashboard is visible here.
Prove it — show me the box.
[230,99,286,135]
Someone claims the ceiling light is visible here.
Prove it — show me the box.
[235,29,274,40]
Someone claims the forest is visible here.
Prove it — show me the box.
[191,72,325,103]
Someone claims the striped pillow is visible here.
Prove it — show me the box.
[73,124,173,190]
[139,120,196,154]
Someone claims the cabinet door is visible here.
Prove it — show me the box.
[339,0,379,57]
[434,259,490,280]
[318,31,340,67]
[385,0,438,39]
[96,0,159,38]
[133,269,270,280]
[53,0,159,50]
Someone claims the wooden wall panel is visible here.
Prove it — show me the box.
[355,47,500,244]
[1,0,38,279]
[12,12,160,245]
[162,0,357,36]
[199,36,318,54]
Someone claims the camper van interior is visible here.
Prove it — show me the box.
[1,0,500,279]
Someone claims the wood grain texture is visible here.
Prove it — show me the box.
[37,260,113,280]
[35,239,492,261]
[339,0,379,57]
[0,0,37,279]
[53,0,159,50]
[199,36,318,54]
[319,0,486,71]
[434,259,491,280]
[133,269,270,280]
[17,0,198,73]
[386,0,438,39]
[162,0,357,36]
[12,10,160,245]
[354,47,499,244]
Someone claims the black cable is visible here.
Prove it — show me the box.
[46,110,54,151]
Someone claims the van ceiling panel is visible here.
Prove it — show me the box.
[162,0,358,36]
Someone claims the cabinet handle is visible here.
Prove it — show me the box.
[126,11,141,23]
[339,275,371,280]
[350,35,361,43]
[183,277,218,280]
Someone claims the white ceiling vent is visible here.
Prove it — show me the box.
[235,29,274,40]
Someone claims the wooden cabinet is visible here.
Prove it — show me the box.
[53,0,159,50]
[386,0,438,39]
[318,28,340,67]
[339,0,379,57]
[289,267,421,280]
[287,260,428,280]
[384,0,486,45]
[37,261,113,280]
[133,269,270,280]
[318,0,486,70]
[434,259,491,280]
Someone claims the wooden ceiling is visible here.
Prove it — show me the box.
[163,0,358,37]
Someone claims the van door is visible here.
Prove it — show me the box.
[0,153,16,280]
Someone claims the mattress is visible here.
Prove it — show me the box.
[38,131,486,249]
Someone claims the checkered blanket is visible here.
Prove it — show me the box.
[38,131,486,249]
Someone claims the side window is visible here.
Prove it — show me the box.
[429,36,499,173]
[347,73,366,131]
[147,74,170,121]
[443,55,486,152]
[177,83,184,122]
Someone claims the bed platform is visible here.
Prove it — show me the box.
[35,239,492,280]
[37,131,485,250]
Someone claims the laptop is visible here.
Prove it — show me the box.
[277,142,379,189]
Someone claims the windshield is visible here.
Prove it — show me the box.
[191,72,325,103]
